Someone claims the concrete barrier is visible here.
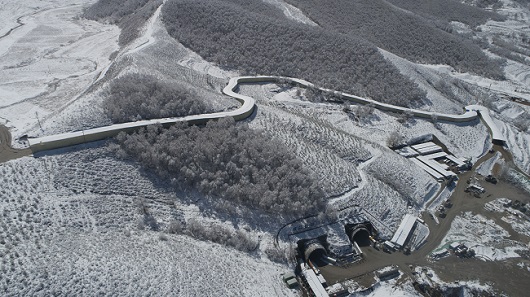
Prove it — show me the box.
[28,76,504,153]
[29,76,258,153]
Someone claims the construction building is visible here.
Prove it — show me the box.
[395,140,468,181]
[390,214,417,248]
[300,262,329,297]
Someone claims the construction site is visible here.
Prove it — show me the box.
[394,140,471,182]
[285,211,430,297]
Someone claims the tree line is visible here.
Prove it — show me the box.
[171,219,258,253]
[114,118,325,216]
[462,0,503,9]
[286,0,505,80]
[162,0,426,107]
[104,73,210,123]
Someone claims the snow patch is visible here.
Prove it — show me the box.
[436,211,527,261]
[263,0,318,26]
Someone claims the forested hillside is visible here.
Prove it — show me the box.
[83,0,162,45]
[115,119,325,216]
[286,0,505,80]
[388,0,505,27]
[162,0,426,106]
[104,74,210,123]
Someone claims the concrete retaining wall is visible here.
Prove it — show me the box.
[28,76,504,153]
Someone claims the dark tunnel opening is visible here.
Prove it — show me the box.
[351,229,371,247]
[301,239,329,267]
[307,248,328,266]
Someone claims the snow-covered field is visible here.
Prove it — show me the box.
[245,85,369,197]
[0,0,119,139]
[0,2,294,295]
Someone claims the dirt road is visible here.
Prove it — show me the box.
[0,125,31,163]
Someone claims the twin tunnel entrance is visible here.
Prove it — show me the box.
[298,222,375,265]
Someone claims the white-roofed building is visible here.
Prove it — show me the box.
[390,214,417,248]
[411,158,444,181]
[411,142,437,150]
[416,145,443,155]
[301,263,328,297]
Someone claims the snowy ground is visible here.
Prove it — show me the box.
[413,266,492,296]
[19,0,240,139]
[495,118,530,173]
[485,198,530,237]
[0,2,294,295]
[476,151,501,176]
[381,0,530,174]
[263,0,318,26]
[243,83,489,214]
[350,278,418,297]
[426,185,453,213]
[1,0,530,296]
[0,149,295,296]
[0,0,119,139]
[434,211,528,261]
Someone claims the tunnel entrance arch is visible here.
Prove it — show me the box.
[298,237,328,266]
[350,229,371,247]
[345,222,376,247]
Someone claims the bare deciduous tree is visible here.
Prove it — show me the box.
[84,0,162,45]
[104,73,210,123]
[184,219,258,252]
[386,130,405,148]
[115,118,325,216]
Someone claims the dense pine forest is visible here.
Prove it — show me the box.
[96,0,522,219]
[83,0,162,45]
[388,0,505,27]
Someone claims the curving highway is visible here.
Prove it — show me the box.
[26,76,506,154]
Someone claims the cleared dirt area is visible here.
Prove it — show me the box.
[0,125,31,162]
[432,257,530,297]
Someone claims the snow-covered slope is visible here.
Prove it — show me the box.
[0,151,294,296]
[1,0,530,295]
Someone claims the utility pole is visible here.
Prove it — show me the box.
[35,112,43,131]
